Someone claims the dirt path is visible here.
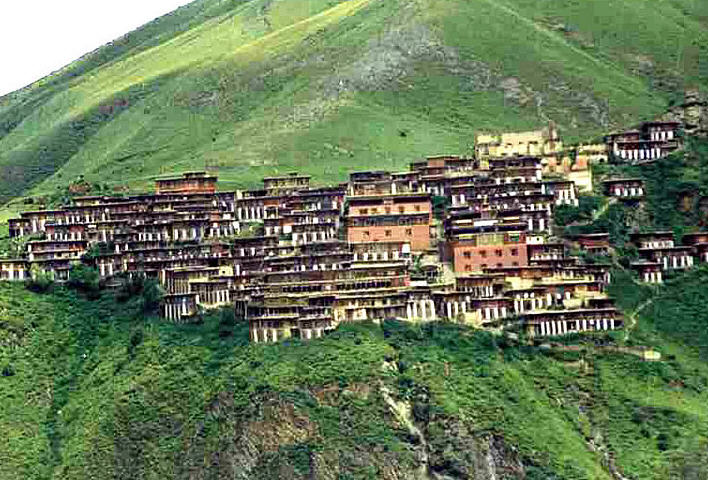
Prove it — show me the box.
[565,197,617,228]
[622,296,653,342]
[592,197,617,221]
[547,343,660,361]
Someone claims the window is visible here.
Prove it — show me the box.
[385,207,391,214]
[496,263,503,268]
[360,208,368,215]
[512,262,519,267]
[385,230,392,237]
[415,205,421,212]
[363,231,370,239]
[405,228,412,236]
[463,251,471,259]
[465,264,471,271]
[480,250,487,258]
[481,264,488,269]
[399,206,405,213]
[495,249,503,257]
[511,248,518,256]
[371,208,378,214]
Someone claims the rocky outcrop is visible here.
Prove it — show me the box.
[151,383,534,480]
[663,88,708,137]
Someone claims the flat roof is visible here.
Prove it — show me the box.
[629,231,674,237]
[603,178,644,183]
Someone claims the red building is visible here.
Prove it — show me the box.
[155,171,217,194]
[446,218,528,273]
[347,193,432,252]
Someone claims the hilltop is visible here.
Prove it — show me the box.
[1,0,707,206]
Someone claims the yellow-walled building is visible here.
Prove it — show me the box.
[475,125,564,163]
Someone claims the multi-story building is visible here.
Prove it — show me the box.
[681,232,708,264]
[408,155,478,196]
[604,178,645,199]
[630,232,694,271]
[445,216,528,273]
[346,172,432,252]
[605,121,681,163]
[155,171,217,194]
[567,233,611,256]
[475,125,563,166]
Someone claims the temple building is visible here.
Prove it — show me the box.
[681,232,708,263]
[155,171,218,194]
[445,217,529,273]
[630,232,694,271]
[566,233,611,256]
[474,124,563,167]
[631,261,663,284]
[408,155,478,197]
[605,121,681,163]
[603,178,645,199]
[346,172,432,253]
[4,141,639,343]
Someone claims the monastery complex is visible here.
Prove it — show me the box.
[2,118,700,343]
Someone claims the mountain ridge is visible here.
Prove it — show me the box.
[1,0,706,209]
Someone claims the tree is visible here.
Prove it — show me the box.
[68,264,100,296]
[25,266,54,293]
[140,277,163,314]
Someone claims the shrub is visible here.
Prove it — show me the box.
[115,273,163,313]
[218,308,235,337]
[554,195,602,227]
[140,278,163,314]
[1,363,15,377]
[67,264,100,296]
[25,268,54,293]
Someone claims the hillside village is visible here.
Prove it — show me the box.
[1,118,703,344]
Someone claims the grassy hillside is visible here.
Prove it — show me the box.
[1,0,707,207]
[2,266,708,479]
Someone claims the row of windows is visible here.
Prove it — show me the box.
[461,248,518,258]
[352,217,427,227]
[463,262,519,271]
[358,205,423,215]
[362,228,414,238]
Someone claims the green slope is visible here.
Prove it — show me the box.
[3,267,708,479]
[1,0,707,206]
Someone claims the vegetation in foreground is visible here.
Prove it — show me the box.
[2,264,708,479]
